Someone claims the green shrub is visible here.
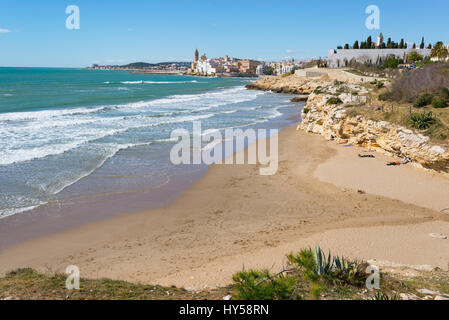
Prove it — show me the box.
[334,80,344,86]
[232,270,299,300]
[327,97,343,105]
[289,247,366,286]
[409,112,435,129]
[379,91,393,101]
[288,249,318,282]
[303,107,310,114]
[432,96,447,108]
[440,87,449,101]
[313,86,323,94]
[384,57,399,69]
[373,292,401,300]
[414,93,434,108]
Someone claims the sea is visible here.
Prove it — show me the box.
[0,67,301,223]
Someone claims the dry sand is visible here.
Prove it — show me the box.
[1,127,448,290]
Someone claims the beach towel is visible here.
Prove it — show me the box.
[358,154,375,158]
[386,161,401,166]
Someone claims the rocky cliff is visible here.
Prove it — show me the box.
[246,75,322,94]
[299,92,449,173]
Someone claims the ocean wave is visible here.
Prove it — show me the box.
[117,80,201,85]
[0,85,261,168]
[0,113,215,166]
[221,110,238,114]
[0,203,45,220]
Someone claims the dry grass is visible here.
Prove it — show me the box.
[347,103,449,147]
[2,265,448,300]
[0,268,231,300]
[391,63,449,101]
[345,79,449,147]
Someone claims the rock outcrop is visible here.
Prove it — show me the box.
[299,92,449,173]
[246,75,322,94]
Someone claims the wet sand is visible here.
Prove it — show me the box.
[1,127,448,290]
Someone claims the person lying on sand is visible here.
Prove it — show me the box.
[387,161,401,166]
[358,154,375,158]
[387,157,411,166]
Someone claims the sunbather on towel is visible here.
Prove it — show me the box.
[387,157,411,166]
[386,161,401,166]
[358,154,375,158]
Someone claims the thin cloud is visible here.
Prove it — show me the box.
[286,49,294,54]
[0,29,12,34]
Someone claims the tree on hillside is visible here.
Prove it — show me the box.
[408,50,423,62]
[367,36,372,48]
[412,43,416,49]
[430,41,448,60]
[344,43,349,49]
[353,40,359,49]
[420,37,425,49]
[399,39,405,49]
[384,56,399,69]
[387,38,392,48]
[427,43,432,49]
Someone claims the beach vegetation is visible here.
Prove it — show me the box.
[432,96,447,109]
[372,292,401,300]
[313,86,324,94]
[232,246,369,300]
[440,87,449,101]
[409,112,435,129]
[3,256,449,300]
[378,91,393,101]
[232,270,300,300]
[414,93,434,108]
[326,97,343,105]
[0,268,230,300]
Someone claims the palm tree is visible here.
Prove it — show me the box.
[430,41,448,60]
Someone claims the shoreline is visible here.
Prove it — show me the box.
[1,126,448,289]
[0,93,300,250]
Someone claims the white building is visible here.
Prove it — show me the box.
[256,64,266,75]
[280,64,295,75]
[196,59,218,75]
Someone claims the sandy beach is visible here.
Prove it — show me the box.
[1,126,449,290]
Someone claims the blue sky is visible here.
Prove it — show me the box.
[1,0,449,67]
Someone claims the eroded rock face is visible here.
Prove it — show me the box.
[299,92,449,173]
[246,75,323,94]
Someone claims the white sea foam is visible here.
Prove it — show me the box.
[221,110,238,114]
[0,85,262,168]
[0,83,293,219]
[0,112,215,166]
[0,204,45,219]
[118,80,201,85]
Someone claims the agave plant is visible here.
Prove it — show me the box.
[409,112,435,130]
[314,246,335,276]
[313,246,366,284]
